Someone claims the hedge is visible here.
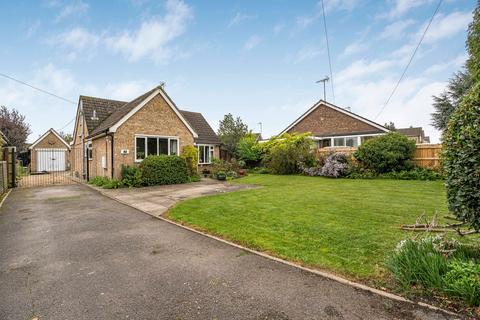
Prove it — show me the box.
[139,155,189,186]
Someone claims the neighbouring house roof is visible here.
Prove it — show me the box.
[279,99,389,136]
[180,110,220,144]
[79,86,218,144]
[396,127,424,137]
[29,128,71,150]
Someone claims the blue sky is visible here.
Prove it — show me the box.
[0,0,475,143]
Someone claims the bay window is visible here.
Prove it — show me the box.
[198,145,214,164]
[135,136,179,162]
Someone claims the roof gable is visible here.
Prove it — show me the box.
[29,128,70,150]
[280,100,389,136]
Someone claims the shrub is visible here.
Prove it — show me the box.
[346,165,377,179]
[260,133,314,175]
[120,165,143,188]
[140,155,189,186]
[180,145,198,177]
[102,179,122,189]
[354,132,416,173]
[237,133,262,166]
[321,153,349,178]
[381,167,444,181]
[216,171,226,181]
[442,82,480,231]
[444,260,480,306]
[89,176,110,187]
[388,236,480,306]
[188,174,201,183]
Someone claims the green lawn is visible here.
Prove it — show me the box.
[168,174,449,281]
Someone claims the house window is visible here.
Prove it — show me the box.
[198,145,214,164]
[85,141,93,160]
[135,136,179,162]
[333,137,345,147]
[345,137,358,147]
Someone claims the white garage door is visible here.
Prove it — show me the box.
[37,149,66,172]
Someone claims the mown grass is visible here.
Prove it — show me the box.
[168,174,453,281]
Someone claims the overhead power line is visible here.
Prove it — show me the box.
[320,0,335,103]
[0,71,77,132]
[374,0,443,120]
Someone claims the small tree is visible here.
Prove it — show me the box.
[443,83,480,231]
[217,114,248,157]
[354,132,416,173]
[236,132,261,166]
[0,106,31,151]
[59,131,73,144]
[384,121,396,130]
[180,145,199,177]
[431,70,472,132]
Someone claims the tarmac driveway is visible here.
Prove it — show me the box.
[0,184,455,320]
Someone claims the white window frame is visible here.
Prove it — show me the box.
[312,133,385,148]
[134,134,180,162]
[85,141,93,160]
[198,144,215,164]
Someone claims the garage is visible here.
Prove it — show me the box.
[28,128,70,173]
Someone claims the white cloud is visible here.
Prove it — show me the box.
[51,27,100,50]
[26,20,41,38]
[336,59,398,82]
[341,41,369,57]
[54,0,89,23]
[383,0,434,19]
[273,23,285,34]
[294,46,323,64]
[106,0,193,63]
[295,0,359,30]
[420,11,472,44]
[424,53,467,76]
[243,35,262,51]
[228,12,256,28]
[380,19,415,39]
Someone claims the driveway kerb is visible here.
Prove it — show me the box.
[84,182,459,319]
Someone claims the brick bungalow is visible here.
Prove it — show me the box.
[71,85,220,180]
[278,100,390,148]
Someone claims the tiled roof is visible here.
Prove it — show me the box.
[180,110,220,145]
[80,95,127,133]
[397,127,424,137]
[89,87,158,136]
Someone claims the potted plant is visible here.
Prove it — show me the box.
[216,171,227,181]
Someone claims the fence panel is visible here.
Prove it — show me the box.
[0,161,7,195]
[413,144,442,169]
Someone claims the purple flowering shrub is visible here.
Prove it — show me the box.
[320,153,349,178]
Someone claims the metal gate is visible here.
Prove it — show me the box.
[16,147,86,188]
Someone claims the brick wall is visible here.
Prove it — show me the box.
[112,94,196,179]
[288,103,384,136]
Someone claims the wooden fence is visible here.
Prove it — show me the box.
[318,143,442,169]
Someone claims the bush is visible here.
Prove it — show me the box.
[346,165,377,179]
[388,236,480,306]
[140,155,189,186]
[260,133,314,175]
[442,82,480,231]
[321,153,349,178]
[121,165,143,188]
[443,260,480,306]
[180,145,198,177]
[354,132,416,173]
[102,179,122,189]
[188,174,201,183]
[381,167,444,181]
[89,176,110,187]
[237,133,262,166]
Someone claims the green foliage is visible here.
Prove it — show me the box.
[180,145,198,177]
[102,179,122,189]
[188,174,201,183]
[0,105,32,152]
[467,2,480,82]
[431,71,472,132]
[443,260,480,306]
[89,176,110,187]
[353,132,416,173]
[443,82,480,230]
[216,171,226,181]
[217,113,248,156]
[236,132,262,164]
[211,158,243,178]
[260,133,314,174]
[381,167,443,181]
[388,236,480,306]
[120,165,143,188]
[139,155,189,186]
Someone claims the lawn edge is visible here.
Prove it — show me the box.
[85,182,459,318]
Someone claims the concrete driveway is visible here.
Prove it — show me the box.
[97,179,255,217]
[0,184,455,320]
